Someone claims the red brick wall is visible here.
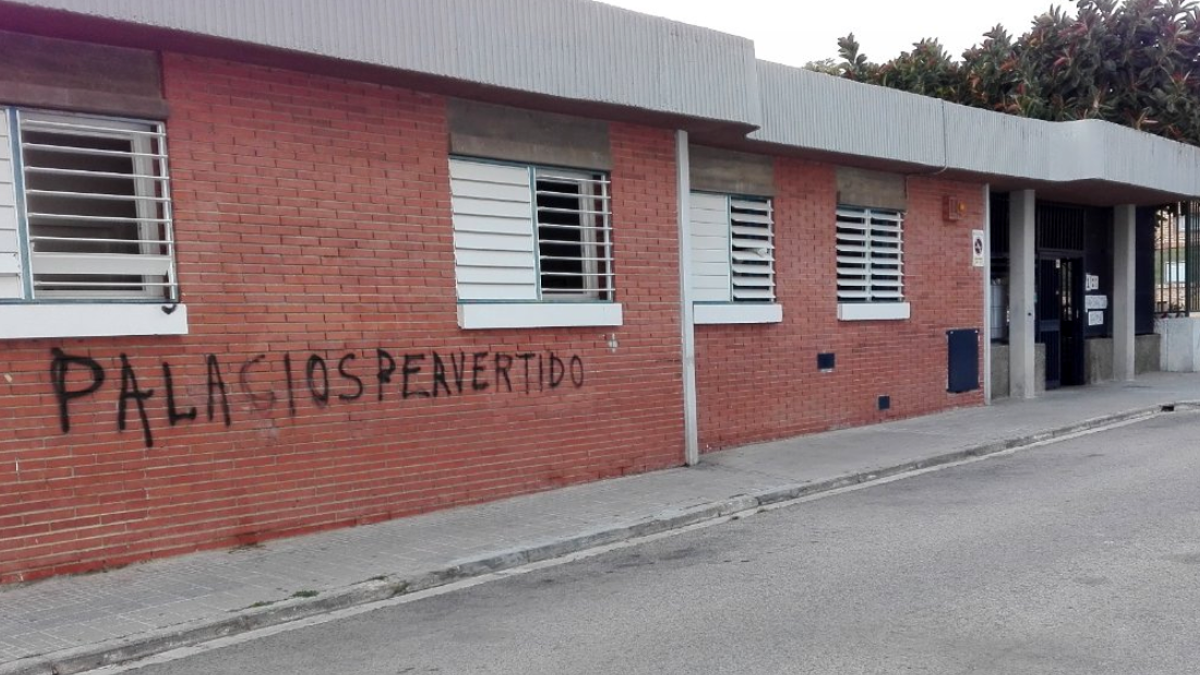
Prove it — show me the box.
[695,158,986,450]
[0,55,685,583]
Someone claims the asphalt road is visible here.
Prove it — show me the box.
[124,411,1200,674]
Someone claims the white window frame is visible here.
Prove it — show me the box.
[689,192,782,325]
[450,157,622,330]
[0,106,186,339]
[835,205,910,322]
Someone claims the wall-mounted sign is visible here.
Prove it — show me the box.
[1086,274,1100,291]
[1085,294,1108,311]
[971,230,985,267]
[1088,310,1105,326]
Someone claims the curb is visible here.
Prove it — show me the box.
[2,402,1190,675]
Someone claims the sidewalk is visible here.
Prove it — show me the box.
[3,372,1200,675]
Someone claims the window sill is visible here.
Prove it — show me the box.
[0,303,189,340]
[458,302,623,330]
[837,302,911,322]
[694,303,783,325]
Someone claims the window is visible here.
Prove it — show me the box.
[450,157,621,329]
[0,107,185,339]
[689,192,781,324]
[534,169,612,300]
[1165,261,1187,284]
[835,205,910,321]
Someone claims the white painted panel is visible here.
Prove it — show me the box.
[449,177,531,203]
[694,303,783,325]
[451,158,538,302]
[453,214,538,237]
[0,303,189,339]
[0,252,19,275]
[689,192,730,303]
[456,266,537,286]
[457,284,542,302]
[454,249,536,269]
[837,302,911,322]
[452,230,535,253]
[458,302,623,330]
[450,159,528,183]
[452,196,532,219]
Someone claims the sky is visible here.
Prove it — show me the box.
[598,0,1068,66]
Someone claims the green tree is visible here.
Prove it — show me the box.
[816,0,1200,145]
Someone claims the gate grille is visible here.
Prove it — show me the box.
[1156,202,1200,316]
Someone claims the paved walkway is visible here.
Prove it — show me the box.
[3,373,1200,675]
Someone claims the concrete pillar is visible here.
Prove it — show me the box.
[983,186,992,405]
[675,131,699,466]
[1009,190,1037,398]
[1114,204,1137,381]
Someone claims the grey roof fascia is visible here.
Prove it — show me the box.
[752,61,1200,200]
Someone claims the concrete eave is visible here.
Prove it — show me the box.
[749,63,1200,204]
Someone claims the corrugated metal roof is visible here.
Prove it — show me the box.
[6,0,1200,199]
[751,61,946,168]
[3,0,761,128]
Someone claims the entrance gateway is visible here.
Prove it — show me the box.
[1036,204,1087,390]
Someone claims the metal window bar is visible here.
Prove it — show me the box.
[18,110,179,302]
[533,167,613,301]
[19,143,168,160]
[20,213,171,224]
[836,206,905,302]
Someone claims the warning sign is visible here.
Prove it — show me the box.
[971,230,985,267]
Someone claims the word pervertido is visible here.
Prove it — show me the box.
[49,348,586,448]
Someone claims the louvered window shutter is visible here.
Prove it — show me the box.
[689,192,732,302]
[729,197,775,302]
[836,206,904,302]
[450,159,539,302]
[0,109,21,299]
[690,193,775,303]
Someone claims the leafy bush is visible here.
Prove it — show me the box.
[825,0,1200,145]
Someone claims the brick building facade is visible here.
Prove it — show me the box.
[1,0,1196,583]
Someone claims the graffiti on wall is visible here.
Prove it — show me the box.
[49,348,586,448]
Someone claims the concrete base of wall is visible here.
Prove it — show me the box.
[1085,338,1114,384]
[1136,334,1161,375]
[1079,336,1158,385]
[1034,343,1046,395]
[991,343,1010,401]
[1157,318,1200,372]
[992,336,1161,400]
[990,342,1046,400]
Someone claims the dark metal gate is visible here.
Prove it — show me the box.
[1036,204,1086,390]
